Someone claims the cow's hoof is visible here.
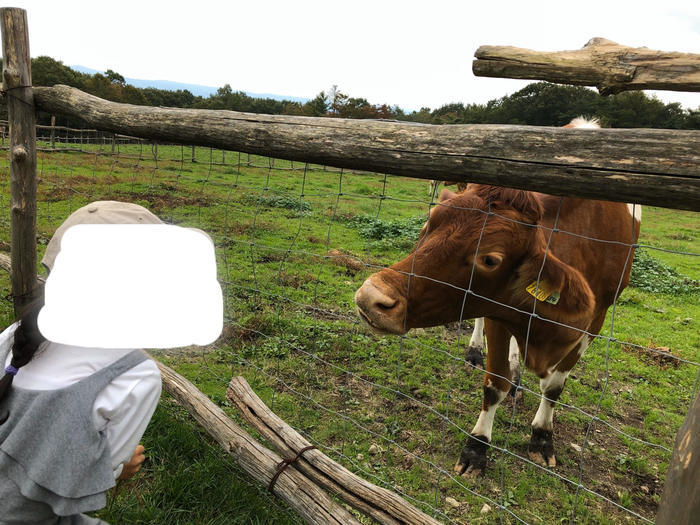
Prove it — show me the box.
[454,434,489,477]
[465,345,485,370]
[508,371,523,402]
[528,427,556,468]
[508,385,523,404]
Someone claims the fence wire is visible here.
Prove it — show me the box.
[0,132,698,524]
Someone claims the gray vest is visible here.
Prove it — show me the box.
[0,347,148,524]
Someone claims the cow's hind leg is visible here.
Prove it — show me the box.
[455,320,510,477]
[465,317,485,369]
[508,336,522,401]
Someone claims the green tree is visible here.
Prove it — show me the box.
[105,69,125,85]
[31,56,87,88]
[304,91,329,116]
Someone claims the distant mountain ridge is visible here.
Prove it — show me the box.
[71,65,310,103]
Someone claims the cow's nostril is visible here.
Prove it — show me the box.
[376,299,397,310]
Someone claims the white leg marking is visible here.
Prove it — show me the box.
[471,382,507,441]
[531,370,569,431]
[577,335,593,357]
[469,317,485,348]
[508,336,520,381]
[428,180,438,195]
[626,203,642,222]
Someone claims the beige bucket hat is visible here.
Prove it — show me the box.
[42,201,164,272]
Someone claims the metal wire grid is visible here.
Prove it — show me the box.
[0,136,697,524]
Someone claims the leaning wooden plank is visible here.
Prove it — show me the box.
[473,37,700,95]
[32,85,700,211]
[155,361,361,525]
[227,376,445,525]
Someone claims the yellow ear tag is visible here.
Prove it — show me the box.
[526,281,560,305]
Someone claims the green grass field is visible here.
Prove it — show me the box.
[0,139,697,524]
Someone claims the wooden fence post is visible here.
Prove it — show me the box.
[1,7,38,316]
[50,114,55,149]
[656,390,700,524]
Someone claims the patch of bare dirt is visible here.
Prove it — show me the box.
[622,341,682,368]
[537,406,662,522]
[327,249,364,275]
[112,191,217,216]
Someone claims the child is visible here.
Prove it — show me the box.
[0,201,165,524]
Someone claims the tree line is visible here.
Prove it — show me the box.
[1,56,698,129]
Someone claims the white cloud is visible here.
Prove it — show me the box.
[10,0,700,109]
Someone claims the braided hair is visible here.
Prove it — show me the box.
[0,286,46,406]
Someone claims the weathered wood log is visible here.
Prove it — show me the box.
[656,391,700,525]
[473,38,700,95]
[154,360,361,525]
[227,376,444,525]
[33,85,700,211]
[1,8,38,315]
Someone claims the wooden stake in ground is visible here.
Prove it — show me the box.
[656,391,700,524]
[473,38,700,95]
[1,7,38,316]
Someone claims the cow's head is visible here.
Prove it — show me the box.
[354,185,594,335]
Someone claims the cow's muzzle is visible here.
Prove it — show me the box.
[354,275,407,335]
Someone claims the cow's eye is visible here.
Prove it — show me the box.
[477,253,503,270]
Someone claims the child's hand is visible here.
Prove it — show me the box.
[117,444,146,480]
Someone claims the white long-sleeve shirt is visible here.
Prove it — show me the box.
[0,322,162,479]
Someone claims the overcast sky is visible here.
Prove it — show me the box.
[8,0,700,110]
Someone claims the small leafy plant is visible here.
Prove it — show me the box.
[630,249,699,295]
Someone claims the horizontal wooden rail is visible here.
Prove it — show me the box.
[473,38,700,95]
[33,85,699,211]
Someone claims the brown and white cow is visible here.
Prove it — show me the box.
[460,117,603,371]
[355,183,641,476]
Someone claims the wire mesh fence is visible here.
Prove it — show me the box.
[0,132,697,524]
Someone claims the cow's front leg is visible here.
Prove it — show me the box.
[527,333,593,468]
[455,320,510,477]
[528,370,569,467]
[465,317,485,369]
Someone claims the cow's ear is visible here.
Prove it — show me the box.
[517,252,595,321]
[439,188,456,202]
